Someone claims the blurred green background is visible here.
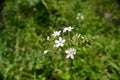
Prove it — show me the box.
[0,0,120,80]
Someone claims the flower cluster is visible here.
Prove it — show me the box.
[43,26,89,59]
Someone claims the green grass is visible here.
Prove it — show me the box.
[0,0,120,80]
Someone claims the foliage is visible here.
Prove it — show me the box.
[0,0,120,80]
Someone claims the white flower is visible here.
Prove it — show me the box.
[76,13,84,20]
[52,31,61,37]
[81,15,84,19]
[63,27,68,32]
[65,48,76,59]
[63,26,74,32]
[54,37,65,47]
[44,50,49,54]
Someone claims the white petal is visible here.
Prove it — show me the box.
[60,43,64,47]
[56,44,60,47]
[65,50,69,54]
[63,28,68,32]
[66,54,70,58]
[62,39,65,43]
[59,37,62,41]
[59,31,61,33]
[47,36,50,40]
[55,40,59,43]
[52,34,55,36]
[44,50,48,54]
[77,13,81,16]
[70,55,74,59]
